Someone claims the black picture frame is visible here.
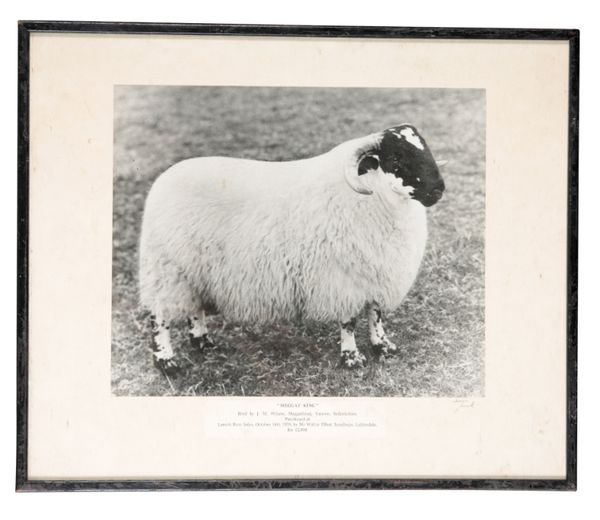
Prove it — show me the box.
[16,20,579,492]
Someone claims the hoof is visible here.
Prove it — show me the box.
[371,339,398,358]
[190,333,215,351]
[371,343,387,358]
[340,350,367,369]
[153,355,179,375]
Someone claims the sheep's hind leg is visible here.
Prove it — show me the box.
[368,302,398,358]
[188,310,215,350]
[339,317,366,369]
[150,314,179,375]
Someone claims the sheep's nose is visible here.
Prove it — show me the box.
[431,188,443,201]
[420,188,444,207]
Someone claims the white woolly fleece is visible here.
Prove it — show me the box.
[139,141,427,323]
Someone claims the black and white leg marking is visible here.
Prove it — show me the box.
[368,303,398,357]
[339,317,366,369]
[188,310,215,350]
[150,314,179,374]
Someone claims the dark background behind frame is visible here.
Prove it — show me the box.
[16,21,578,492]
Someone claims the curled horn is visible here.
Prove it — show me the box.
[343,132,383,195]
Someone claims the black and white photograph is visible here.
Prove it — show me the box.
[111,86,485,397]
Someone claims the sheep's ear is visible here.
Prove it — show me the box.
[436,159,448,167]
[358,154,380,175]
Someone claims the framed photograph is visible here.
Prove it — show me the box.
[17,21,578,491]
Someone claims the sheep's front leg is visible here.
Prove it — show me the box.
[340,317,366,368]
[150,314,179,375]
[188,310,215,350]
[368,302,398,357]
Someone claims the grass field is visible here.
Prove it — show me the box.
[111,86,485,397]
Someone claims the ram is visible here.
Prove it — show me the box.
[139,124,445,373]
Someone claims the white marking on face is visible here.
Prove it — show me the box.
[399,127,425,150]
[387,174,414,197]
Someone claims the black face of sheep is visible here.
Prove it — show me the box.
[378,125,445,207]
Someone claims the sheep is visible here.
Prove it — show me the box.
[139,124,445,373]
